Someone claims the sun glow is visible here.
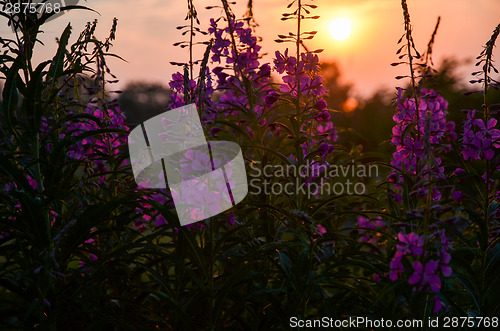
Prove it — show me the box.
[329,18,352,41]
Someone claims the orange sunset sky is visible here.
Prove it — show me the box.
[1,0,499,98]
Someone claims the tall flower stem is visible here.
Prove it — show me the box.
[401,0,420,138]
[480,24,499,250]
[295,0,302,124]
[401,0,421,216]
[221,0,239,78]
[189,0,194,81]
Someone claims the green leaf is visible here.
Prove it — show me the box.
[48,23,72,78]
[25,60,51,131]
[1,63,20,134]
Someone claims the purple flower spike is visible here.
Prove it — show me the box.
[433,296,443,313]
[314,98,328,111]
[265,90,280,105]
[461,110,500,161]
[397,232,424,256]
[408,260,441,292]
[315,111,330,122]
[389,89,454,202]
[389,251,404,281]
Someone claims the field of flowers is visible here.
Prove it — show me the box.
[0,0,499,329]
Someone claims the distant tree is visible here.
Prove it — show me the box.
[320,61,394,153]
[118,81,172,126]
[349,89,395,154]
[321,61,352,112]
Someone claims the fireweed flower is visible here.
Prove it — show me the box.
[389,251,405,281]
[273,49,326,98]
[133,148,233,231]
[315,111,330,122]
[314,98,328,111]
[389,88,454,202]
[67,107,167,231]
[51,105,170,232]
[317,143,334,157]
[209,18,271,119]
[316,224,327,235]
[407,259,448,313]
[408,260,441,292]
[388,229,453,312]
[452,190,465,203]
[358,216,387,247]
[461,110,500,161]
[64,105,129,172]
[272,48,335,159]
[437,229,453,254]
[396,232,424,256]
[179,180,223,220]
[317,122,337,142]
[264,90,280,105]
[134,188,169,232]
[167,67,216,122]
[5,106,128,238]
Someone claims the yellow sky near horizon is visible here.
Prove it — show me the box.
[1,0,499,99]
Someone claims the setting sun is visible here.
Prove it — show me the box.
[329,18,352,41]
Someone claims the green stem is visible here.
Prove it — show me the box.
[295,0,302,124]
[295,0,305,207]
[189,0,194,81]
[482,72,490,252]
